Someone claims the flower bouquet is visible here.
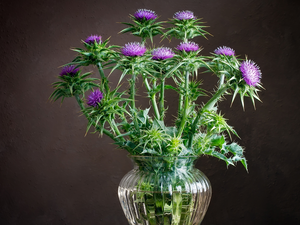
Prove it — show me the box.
[50,9,263,225]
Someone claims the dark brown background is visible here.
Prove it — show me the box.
[0,0,300,224]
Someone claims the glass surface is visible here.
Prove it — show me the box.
[118,156,212,225]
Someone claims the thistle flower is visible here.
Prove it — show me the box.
[152,47,175,60]
[177,41,199,52]
[121,42,147,57]
[59,65,79,77]
[240,60,262,86]
[134,9,157,21]
[174,10,196,20]
[214,46,235,56]
[85,35,102,45]
[87,89,103,107]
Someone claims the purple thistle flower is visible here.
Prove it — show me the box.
[134,9,157,21]
[85,35,102,45]
[87,89,104,107]
[152,47,175,60]
[240,60,262,86]
[59,65,79,77]
[177,41,199,52]
[214,46,235,56]
[121,42,147,57]
[174,10,196,20]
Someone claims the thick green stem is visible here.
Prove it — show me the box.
[202,84,229,112]
[129,73,140,135]
[141,38,146,45]
[151,95,160,120]
[177,71,189,137]
[187,84,229,147]
[96,62,109,93]
[143,76,160,120]
[219,74,225,89]
[110,119,123,138]
[159,78,165,119]
[74,94,118,141]
[178,80,184,113]
[183,31,188,43]
[130,73,136,109]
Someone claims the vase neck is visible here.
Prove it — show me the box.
[129,156,198,172]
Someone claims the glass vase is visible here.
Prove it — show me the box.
[118,156,212,225]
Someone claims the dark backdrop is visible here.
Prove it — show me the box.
[1,0,300,224]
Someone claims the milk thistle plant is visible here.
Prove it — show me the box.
[50,9,263,171]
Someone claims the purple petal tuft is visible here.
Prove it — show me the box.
[174,10,196,20]
[240,60,262,86]
[87,89,104,107]
[59,65,79,77]
[134,9,157,21]
[177,41,199,52]
[85,35,102,45]
[152,47,175,60]
[214,46,235,56]
[121,42,147,57]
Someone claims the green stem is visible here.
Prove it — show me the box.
[130,73,136,109]
[97,62,109,93]
[129,72,141,135]
[74,94,118,141]
[219,74,225,89]
[143,76,160,120]
[184,31,188,43]
[159,78,165,119]
[202,84,229,111]
[187,83,229,147]
[141,38,146,45]
[177,71,189,137]
[110,119,124,140]
[178,81,184,113]
[151,95,160,120]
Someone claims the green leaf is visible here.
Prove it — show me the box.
[178,147,195,156]
[211,135,225,147]
[117,68,130,85]
[153,119,166,130]
[141,148,160,155]
[116,131,132,138]
[225,142,244,155]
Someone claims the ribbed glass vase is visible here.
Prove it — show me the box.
[118,156,212,225]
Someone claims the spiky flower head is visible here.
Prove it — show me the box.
[87,89,103,107]
[174,10,196,20]
[240,60,262,86]
[177,41,199,52]
[121,42,147,57]
[59,65,79,77]
[214,46,235,56]
[134,9,157,21]
[84,35,102,45]
[152,47,175,60]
